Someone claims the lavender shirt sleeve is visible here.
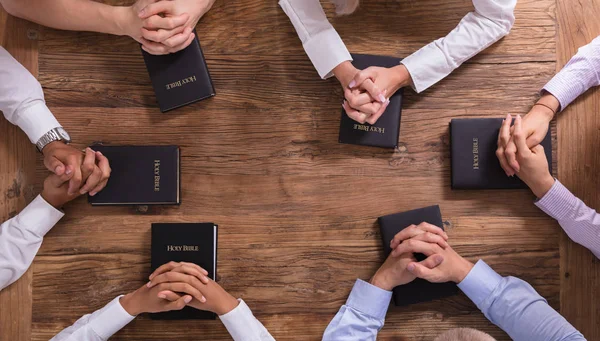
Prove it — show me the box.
[535,180,600,259]
[542,35,600,111]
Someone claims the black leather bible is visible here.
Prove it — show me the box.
[142,30,215,112]
[151,223,218,320]
[88,145,180,205]
[450,118,552,189]
[339,54,404,148]
[378,205,458,306]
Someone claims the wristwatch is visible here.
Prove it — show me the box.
[36,127,71,152]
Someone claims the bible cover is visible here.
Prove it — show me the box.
[88,145,180,205]
[450,118,552,189]
[339,54,403,148]
[142,30,215,112]
[151,223,218,320]
[378,205,458,306]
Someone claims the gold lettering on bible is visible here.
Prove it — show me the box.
[166,245,199,252]
[165,75,197,90]
[472,138,479,170]
[353,124,385,134]
[154,159,160,192]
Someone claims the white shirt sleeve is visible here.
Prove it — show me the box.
[50,296,136,341]
[401,0,516,92]
[219,299,275,341]
[0,47,61,144]
[0,195,64,291]
[279,0,352,79]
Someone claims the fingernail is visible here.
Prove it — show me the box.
[200,296,206,303]
[184,296,192,303]
[407,263,415,272]
[97,151,103,156]
[158,293,166,299]
[80,189,88,195]
[146,281,152,288]
[65,168,72,175]
[138,8,145,17]
[348,80,356,88]
[55,166,63,174]
[378,94,386,103]
[89,191,97,196]
[359,114,367,121]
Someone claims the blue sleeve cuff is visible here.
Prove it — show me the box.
[457,260,502,308]
[346,279,392,320]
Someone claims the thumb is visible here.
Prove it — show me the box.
[158,290,182,302]
[531,144,545,155]
[164,294,192,311]
[45,156,66,177]
[513,115,531,155]
[349,68,375,88]
[406,262,437,282]
[419,254,444,269]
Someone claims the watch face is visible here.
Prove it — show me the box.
[57,127,71,141]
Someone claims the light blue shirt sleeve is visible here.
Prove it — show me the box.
[322,279,392,341]
[458,260,586,341]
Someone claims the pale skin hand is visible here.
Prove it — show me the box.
[137,0,216,54]
[370,251,444,291]
[344,64,413,125]
[500,115,555,198]
[150,262,239,316]
[498,93,559,176]
[119,281,196,316]
[333,61,386,124]
[41,145,111,196]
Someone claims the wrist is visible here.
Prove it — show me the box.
[40,190,65,209]
[112,6,135,37]
[451,257,474,284]
[214,293,240,316]
[536,93,560,119]
[391,64,411,89]
[370,271,394,291]
[120,291,143,316]
[41,141,64,155]
[530,174,555,198]
[333,60,357,88]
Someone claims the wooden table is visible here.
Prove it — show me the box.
[1,0,599,340]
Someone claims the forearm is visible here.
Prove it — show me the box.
[50,296,135,341]
[323,279,391,341]
[0,195,63,291]
[459,261,584,341]
[543,35,600,111]
[401,0,516,92]
[219,299,276,341]
[536,180,600,259]
[1,0,127,36]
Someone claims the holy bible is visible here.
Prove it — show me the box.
[378,205,458,306]
[88,145,180,205]
[450,118,552,189]
[151,223,218,320]
[142,30,215,112]
[339,54,404,148]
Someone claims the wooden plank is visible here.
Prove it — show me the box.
[28,0,569,339]
[555,0,600,339]
[0,9,40,341]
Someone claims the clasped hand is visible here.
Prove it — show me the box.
[125,0,215,55]
[337,62,412,125]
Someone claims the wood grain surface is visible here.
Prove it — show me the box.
[0,9,40,341]
[555,0,600,339]
[0,0,596,339]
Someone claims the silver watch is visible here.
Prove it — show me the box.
[36,127,71,152]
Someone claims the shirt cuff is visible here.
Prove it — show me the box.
[542,58,597,111]
[219,299,261,340]
[13,101,61,144]
[345,279,392,320]
[16,195,64,237]
[303,27,352,79]
[89,296,136,339]
[535,180,579,221]
[400,44,448,93]
[457,260,502,309]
